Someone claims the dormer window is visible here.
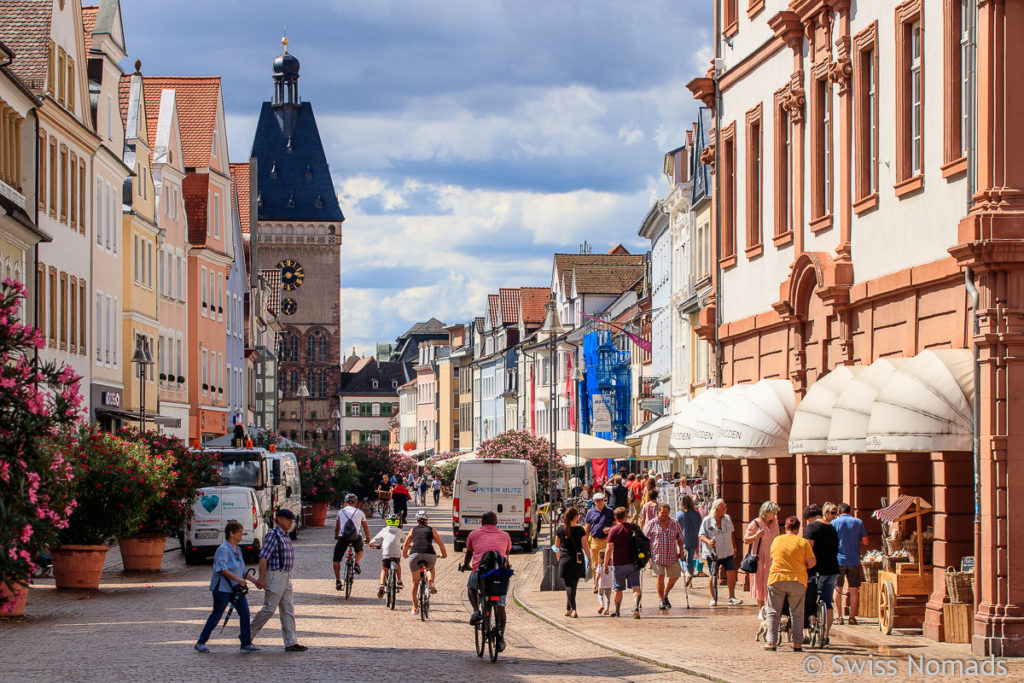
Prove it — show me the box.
[391,379,398,389]
[371,379,379,389]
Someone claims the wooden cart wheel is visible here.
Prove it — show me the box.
[879,579,895,635]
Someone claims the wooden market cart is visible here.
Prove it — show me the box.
[874,495,933,635]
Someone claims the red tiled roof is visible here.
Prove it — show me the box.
[553,252,644,296]
[139,76,221,169]
[487,294,500,329]
[117,72,130,128]
[260,268,280,317]
[230,162,250,233]
[81,5,97,55]
[520,287,550,325]
[183,172,209,245]
[0,0,53,94]
[498,287,520,325]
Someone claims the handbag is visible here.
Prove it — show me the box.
[740,522,762,574]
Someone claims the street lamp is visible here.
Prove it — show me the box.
[130,336,154,433]
[540,294,564,591]
[332,408,342,449]
[296,380,310,446]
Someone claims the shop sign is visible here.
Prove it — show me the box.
[102,391,121,408]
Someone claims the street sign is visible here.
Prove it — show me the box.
[640,398,665,415]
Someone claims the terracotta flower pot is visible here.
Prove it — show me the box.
[0,581,28,617]
[118,534,167,572]
[52,545,108,590]
[308,501,328,527]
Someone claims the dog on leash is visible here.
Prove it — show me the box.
[755,604,792,642]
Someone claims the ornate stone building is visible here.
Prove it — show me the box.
[250,39,343,445]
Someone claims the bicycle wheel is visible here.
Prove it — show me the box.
[419,577,429,620]
[475,608,486,657]
[387,568,396,610]
[488,611,499,662]
[816,600,828,648]
[345,559,354,599]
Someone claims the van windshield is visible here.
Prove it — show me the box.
[216,457,264,488]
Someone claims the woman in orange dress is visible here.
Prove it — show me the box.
[743,501,780,609]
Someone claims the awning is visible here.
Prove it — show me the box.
[827,357,907,454]
[866,349,974,452]
[690,385,747,457]
[628,414,673,460]
[716,379,797,459]
[788,366,863,454]
[95,407,181,429]
[552,430,632,460]
[669,388,722,456]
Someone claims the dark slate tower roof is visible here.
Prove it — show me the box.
[250,38,343,223]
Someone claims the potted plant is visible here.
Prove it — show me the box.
[114,428,220,571]
[177,375,185,384]
[0,279,82,616]
[49,425,174,589]
[297,449,342,526]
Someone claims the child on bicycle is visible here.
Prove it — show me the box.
[595,549,614,614]
[369,513,404,599]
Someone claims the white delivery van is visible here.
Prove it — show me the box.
[183,486,268,564]
[452,458,539,553]
[267,450,302,528]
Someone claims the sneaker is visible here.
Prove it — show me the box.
[335,580,342,591]
[835,617,845,625]
[240,644,261,653]
[658,600,667,611]
[728,597,743,605]
[664,597,672,609]
[284,644,308,652]
[709,598,718,607]
[397,582,404,589]
[377,585,385,599]
[354,563,362,575]
[411,607,418,615]
[848,617,858,625]
[496,638,506,653]
[194,643,210,654]
[429,583,437,594]
[633,609,641,620]
[470,610,482,626]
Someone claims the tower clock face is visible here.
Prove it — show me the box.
[277,259,305,291]
[281,297,297,316]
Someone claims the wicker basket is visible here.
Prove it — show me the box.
[862,560,882,584]
[883,555,911,573]
[885,536,904,554]
[945,566,975,604]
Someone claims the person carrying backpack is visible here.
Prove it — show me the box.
[333,494,371,589]
[603,506,648,619]
[461,511,512,653]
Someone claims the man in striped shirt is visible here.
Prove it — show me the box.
[251,509,308,652]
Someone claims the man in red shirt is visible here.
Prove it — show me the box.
[604,506,643,619]
[462,511,512,651]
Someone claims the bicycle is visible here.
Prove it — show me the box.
[806,577,829,648]
[416,560,430,620]
[343,546,355,599]
[384,558,399,610]
[460,565,504,662]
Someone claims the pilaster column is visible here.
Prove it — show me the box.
[949,0,1024,657]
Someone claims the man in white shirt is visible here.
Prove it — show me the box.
[333,494,371,590]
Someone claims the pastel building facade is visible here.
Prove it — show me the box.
[82,0,129,428]
[685,0,1024,653]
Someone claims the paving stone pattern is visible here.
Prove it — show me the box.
[0,509,686,682]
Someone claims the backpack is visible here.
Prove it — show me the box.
[339,508,360,541]
[476,550,515,596]
[629,524,652,570]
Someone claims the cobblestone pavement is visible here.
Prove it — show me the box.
[0,505,691,683]
[514,545,1024,683]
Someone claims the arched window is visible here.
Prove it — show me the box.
[290,371,298,395]
[307,334,315,362]
[288,334,298,361]
[319,335,327,362]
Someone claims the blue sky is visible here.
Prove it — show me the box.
[120,0,713,356]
